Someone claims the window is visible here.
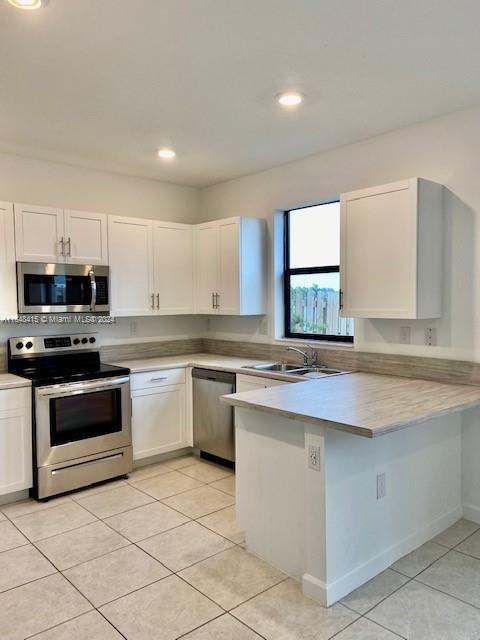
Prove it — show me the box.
[284,201,354,342]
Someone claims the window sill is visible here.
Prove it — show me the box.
[274,337,354,349]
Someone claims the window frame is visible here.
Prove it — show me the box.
[283,203,353,343]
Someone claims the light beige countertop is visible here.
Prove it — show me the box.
[0,373,32,390]
[109,352,306,382]
[222,371,480,438]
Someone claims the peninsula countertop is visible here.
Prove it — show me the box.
[222,371,480,437]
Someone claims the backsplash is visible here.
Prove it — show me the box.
[3,333,480,386]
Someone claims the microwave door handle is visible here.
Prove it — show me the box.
[89,269,96,312]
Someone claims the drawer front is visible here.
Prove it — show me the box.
[0,387,31,412]
[131,368,186,390]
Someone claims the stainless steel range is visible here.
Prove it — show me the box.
[8,333,132,500]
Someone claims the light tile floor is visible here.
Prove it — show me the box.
[1,454,480,639]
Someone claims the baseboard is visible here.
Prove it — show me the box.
[0,489,29,506]
[463,503,480,524]
[302,574,328,607]
[303,505,463,607]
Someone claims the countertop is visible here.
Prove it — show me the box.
[0,373,32,390]
[109,352,306,382]
[222,371,480,438]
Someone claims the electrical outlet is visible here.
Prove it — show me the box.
[425,328,437,346]
[308,445,321,472]
[376,472,386,499]
[399,326,411,344]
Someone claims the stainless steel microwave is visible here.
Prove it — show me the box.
[17,262,110,314]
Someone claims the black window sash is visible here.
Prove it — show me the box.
[284,210,353,343]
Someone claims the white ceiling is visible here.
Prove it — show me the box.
[0,0,479,188]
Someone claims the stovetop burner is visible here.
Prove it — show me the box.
[8,333,130,387]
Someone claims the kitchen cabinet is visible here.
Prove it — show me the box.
[109,217,194,317]
[340,178,443,319]
[0,202,17,320]
[131,369,187,460]
[0,387,32,495]
[64,210,108,265]
[194,217,266,315]
[236,373,291,393]
[14,204,108,265]
[14,203,64,263]
[108,216,153,317]
[152,221,194,314]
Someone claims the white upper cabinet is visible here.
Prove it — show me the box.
[152,221,194,315]
[194,223,220,313]
[109,217,194,318]
[194,216,266,315]
[108,216,154,317]
[14,204,108,265]
[340,178,443,319]
[64,210,108,265]
[14,203,64,263]
[0,202,17,320]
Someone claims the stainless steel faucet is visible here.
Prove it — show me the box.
[286,345,319,367]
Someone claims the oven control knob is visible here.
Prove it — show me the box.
[81,338,88,344]
[89,337,96,343]
[25,341,33,350]
[16,342,24,350]
[73,338,80,345]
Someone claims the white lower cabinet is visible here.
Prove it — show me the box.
[236,373,291,393]
[0,387,32,496]
[131,370,188,460]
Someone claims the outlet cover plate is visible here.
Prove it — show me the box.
[308,445,321,472]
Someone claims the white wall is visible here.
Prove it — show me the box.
[199,106,480,362]
[0,151,205,344]
[0,152,198,222]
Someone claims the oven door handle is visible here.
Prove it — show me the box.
[89,268,97,312]
[36,376,130,398]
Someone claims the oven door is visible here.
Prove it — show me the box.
[17,262,110,313]
[35,376,131,467]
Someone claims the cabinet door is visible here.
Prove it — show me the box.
[236,373,290,393]
[108,216,154,317]
[0,406,32,495]
[217,219,240,315]
[340,181,417,318]
[194,223,218,314]
[14,203,64,263]
[64,210,108,265]
[153,222,193,314]
[131,384,186,460]
[0,202,17,320]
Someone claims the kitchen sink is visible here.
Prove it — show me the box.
[244,363,305,372]
[243,363,349,376]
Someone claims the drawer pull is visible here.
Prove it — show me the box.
[150,376,168,382]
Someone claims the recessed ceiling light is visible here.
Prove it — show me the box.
[276,91,304,107]
[157,148,176,160]
[7,0,48,9]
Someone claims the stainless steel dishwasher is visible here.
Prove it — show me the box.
[192,368,236,463]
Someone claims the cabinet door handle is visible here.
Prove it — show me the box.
[67,237,71,257]
[215,292,220,308]
[150,376,167,382]
[156,293,160,310]
[151,293,155,310]
[212,292,215,309]
[59,237,65,257]
[339,289,344,310]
